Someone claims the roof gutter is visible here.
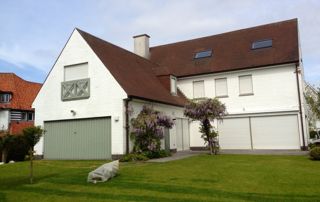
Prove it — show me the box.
[295,63,307,150]
[129,95,185,108]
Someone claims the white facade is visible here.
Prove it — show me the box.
[33,30,186,156]
[0,110,9,131]
[33,30,127,155]
[177,64,307,149]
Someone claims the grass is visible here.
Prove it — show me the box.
[0,154,319,202]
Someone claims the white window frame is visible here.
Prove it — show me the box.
[239,75,254,96]
[215,78,228,98]
[193,80,205,99]
[0,94,11,103]
[170,75,177,95]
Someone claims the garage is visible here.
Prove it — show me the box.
[175,118,190,151]
[44,117,111,160]
[217,114,301,150]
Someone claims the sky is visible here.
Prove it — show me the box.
[0,0,319,86]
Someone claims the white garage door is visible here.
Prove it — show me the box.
[217,115,300,150]
[251,115,300,149]
[218,118,252,149]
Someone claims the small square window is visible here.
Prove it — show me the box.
[27,112,34,121]
[252,39,272,49]
[239,75,253,96]
[215,78,228,97]
[194,50,212,59]
[0,94,11,103]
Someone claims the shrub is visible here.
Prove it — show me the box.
[310,147,320,160]
[310,130,319,139]
[309,142,316,149]
[143,149,171,159]
[6,135,29,162]
[120,153,149,162]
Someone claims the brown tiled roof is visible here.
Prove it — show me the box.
[77,29,186,107]
[0,73,42,110]
[150,19,299,77]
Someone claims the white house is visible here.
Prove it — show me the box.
[33,18,308,159]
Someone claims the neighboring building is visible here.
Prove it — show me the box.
[33,18,308,160]
[305,82,320,132]
[0,73,42,134]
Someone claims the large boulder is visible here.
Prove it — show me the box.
[87,160,119,183]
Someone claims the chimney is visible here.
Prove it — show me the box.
[133,34,150,59]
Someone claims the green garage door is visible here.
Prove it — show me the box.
[44,117,111,160]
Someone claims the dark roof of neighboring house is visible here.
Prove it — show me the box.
[0,73,42,110]
[77,29,186,107]
[150,19,300,77]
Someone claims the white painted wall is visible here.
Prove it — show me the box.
[178,64,304,148]
[129,99,185,151]
[0,110,9,131]
[33,30,127,155]
[178,64,300,114]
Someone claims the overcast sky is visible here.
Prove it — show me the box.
[0,0,319,86]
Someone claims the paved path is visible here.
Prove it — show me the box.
[219,149,308,155]
[148,149,309,163]
[148,151,205,163]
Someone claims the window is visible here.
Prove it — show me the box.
[215,78,228,97]
[239,75,253,96]
[0,93,11,103]
[27,112,34,121]
[193,80,205,98]
[194,50,212,59]
[252,39,272,49]
[21,112,27,121]
[170,76,177,95]
[64,62,88,81]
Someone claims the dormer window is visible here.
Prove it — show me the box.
[0,93,11,103]
[252,39,272,49]
[194,50,212,59]
[170,75,177,95]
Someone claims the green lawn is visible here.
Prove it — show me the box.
[0,154,319,202]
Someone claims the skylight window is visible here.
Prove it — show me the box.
[194,50,212,59]
[252,39,272,49]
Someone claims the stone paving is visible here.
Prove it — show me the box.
[148,149,309,163]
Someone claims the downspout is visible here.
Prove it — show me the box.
[125,97,132,154]
[295,64,306,150]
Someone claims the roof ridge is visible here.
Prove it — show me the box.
[0,72,42,85]
[150,18,297,49]
[75,28,161,68]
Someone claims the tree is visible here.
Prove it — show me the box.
[22,126,43,184]
[305,86,320,120]
[131,106,174,154]
[184,98,227,155]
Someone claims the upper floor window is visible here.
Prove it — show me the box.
[64,62,88,81]
[62,63,90,101]
[252,39,272,50]
[0,93,11,103]
[215,78,228,98]
[194,50,212,59]
[239,75,253,96]
[170,76,177,95]
[193,80,205,98]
